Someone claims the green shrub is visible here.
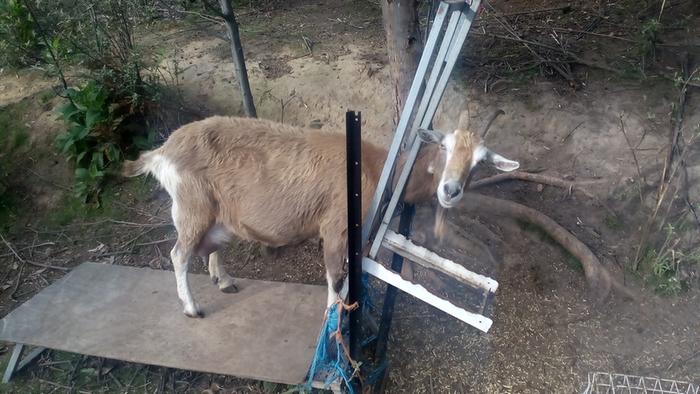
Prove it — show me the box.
[56,78,154,202]
[0,0,40,67]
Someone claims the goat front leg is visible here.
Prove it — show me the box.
[170,243,203,318]
[323,239,349,309]
[208,250,238,293]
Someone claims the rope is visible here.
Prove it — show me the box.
[305,298,358,393]
[305,274,381,392]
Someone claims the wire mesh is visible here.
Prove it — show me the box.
[582,372,700,394]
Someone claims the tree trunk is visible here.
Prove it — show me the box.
[381,0,421,126]
[218,0,257,118]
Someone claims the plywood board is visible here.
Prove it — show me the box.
[0,262,327,385]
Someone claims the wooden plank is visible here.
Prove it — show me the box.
[382,230,498,293]
[2,343,23,383]
[362,258,493,333]
[0,262,326,385]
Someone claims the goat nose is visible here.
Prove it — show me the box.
[443,182,461,199]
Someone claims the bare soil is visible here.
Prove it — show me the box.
[0,0,699,393]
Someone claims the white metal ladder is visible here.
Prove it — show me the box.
[361,0,497,333]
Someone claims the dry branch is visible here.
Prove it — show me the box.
[0,233,69,271]
[462,193,637,301]
[619,114,645,204]
[633,61,697,269]
[470,171,602,195]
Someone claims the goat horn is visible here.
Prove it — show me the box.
[480,109,505,138]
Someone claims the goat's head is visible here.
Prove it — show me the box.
[418,109,519,208]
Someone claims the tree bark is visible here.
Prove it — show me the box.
[381,0,421,126]
[218,0,257,118]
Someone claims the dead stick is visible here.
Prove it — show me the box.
[561,121,585,142]
[0,233,69,271]
[10,263,24,301]
[471,171,602,192]
[660,55,690,186]
[0,242,55,258]
[471,31,562,52]
[469,171,621,219]
[619,114,645,204]
[37,379,91,394]
[493,5,571,17]
[533,26,697,48]
[634,63,696,269]
[462,193,637,301]
[134,237,176,247]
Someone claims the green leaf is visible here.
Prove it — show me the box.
[85,109,102,129]
[105,144,120,162]
[75,151,87,165]
[88,162,99,179]
[75,167,88,179]
[92,151,104,168]
[58,102,82,123]
[76,125,91,139]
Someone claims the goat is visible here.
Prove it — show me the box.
[122,114,518,317]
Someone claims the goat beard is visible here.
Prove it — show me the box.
[433,205,447,244]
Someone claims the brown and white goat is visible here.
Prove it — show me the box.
[122,115,518,317]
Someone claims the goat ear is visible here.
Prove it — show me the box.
[417,128,445,144]
[487,150,520,172]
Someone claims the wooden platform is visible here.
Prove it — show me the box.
[0,262,327,385]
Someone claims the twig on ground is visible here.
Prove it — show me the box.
[25,168,71,191]
[96,250,135,258]
[107,371,124,389]
[462,193,637,301]
[0,233,69,271]
[470,170,620,219]
[37,379,91,394]
[134,237,177,247]
[0,242,55,258]
[68,355,87,387]
[10,263,24,301]
[483,2,576,83]
[666,348,700,372]
[470,171,602,195]
[125,366,144,392]
[494,5,571,17]
[618,114,645,204]
[561,121,584,142]
[121,227,157,249]
[682,164,700,229]
[81,219,167,227]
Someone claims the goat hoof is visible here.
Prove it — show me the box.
[220,283,238,293]
[211,276,219,285]
[184,304,204,318]
[185,309,204,318]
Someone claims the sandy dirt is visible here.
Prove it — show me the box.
[0,0,699,393]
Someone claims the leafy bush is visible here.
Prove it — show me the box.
[0,0,40,67]
[642,223,699,295]
[636,18,660,72]
[2,0,163,202]
[57,78,155,201]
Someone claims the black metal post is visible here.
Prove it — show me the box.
[346,111,363,382]
[373,204,415,360]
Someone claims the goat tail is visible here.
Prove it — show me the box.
[122,151,154,177]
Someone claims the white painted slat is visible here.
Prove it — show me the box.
[382,230,498,293]
[362,258,493,333]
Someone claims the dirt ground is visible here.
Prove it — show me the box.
[1,0,699,393]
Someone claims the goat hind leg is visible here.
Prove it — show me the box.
[208,250,238,293]
[170,242,203,318]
